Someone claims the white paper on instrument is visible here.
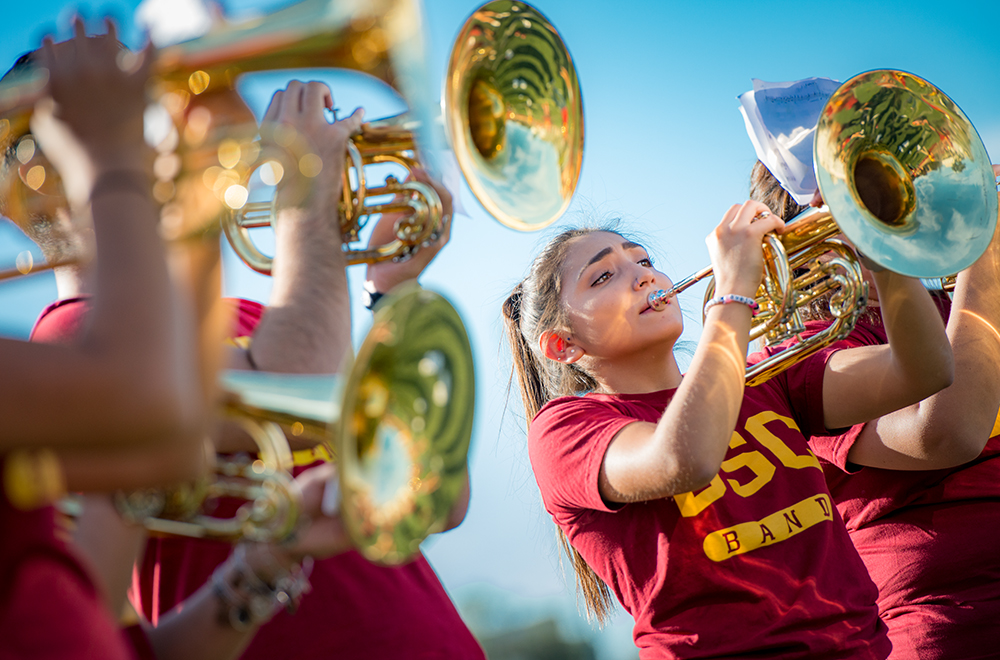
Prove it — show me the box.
[738,77,841,205]
[135,0,213,46]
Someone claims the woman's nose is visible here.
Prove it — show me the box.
[633,266,654,290]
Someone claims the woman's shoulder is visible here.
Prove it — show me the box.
[535,389,671,418]
[530,390,672,442]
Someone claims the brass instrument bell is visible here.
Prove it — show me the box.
[159,284,475,561]
[815,69,997,278]
[445,0,584,232]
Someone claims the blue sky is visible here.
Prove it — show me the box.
[2,1,999,656]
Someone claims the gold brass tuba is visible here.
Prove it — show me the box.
[117,285,475,564]
[223,0,584,273]
[662,70,998,386]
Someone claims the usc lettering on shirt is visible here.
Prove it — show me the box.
[670,411,832,561]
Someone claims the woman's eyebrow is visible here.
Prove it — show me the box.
[579,247,612,278]
[622,241,644,251]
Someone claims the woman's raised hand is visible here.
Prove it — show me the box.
[706,201,785,300]
[31,17,154,206]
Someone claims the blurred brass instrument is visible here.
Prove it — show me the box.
[223,0,584,273]
[659,70,997,387]
[118,285,475,562]
[0,0,583,275]
[0,0,432,271]
[0,254,75,282]
[221,284,475,563]
[114,420,300,543]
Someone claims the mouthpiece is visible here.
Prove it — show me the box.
[648,289,674,312]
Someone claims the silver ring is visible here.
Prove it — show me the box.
[752,210,771,223]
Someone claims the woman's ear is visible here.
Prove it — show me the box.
[539,330,584,364]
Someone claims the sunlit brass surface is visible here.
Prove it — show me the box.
[660,208,868,387]
[0,0,425,132]
[226,0,583,274]
[219,284,475,563]
[115,420,300,542]
[663,70,997,385]
[815,70,997,278]
[445,0,583,231]
[228,114,445,272]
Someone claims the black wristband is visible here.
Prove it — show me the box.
[362,289,384,311]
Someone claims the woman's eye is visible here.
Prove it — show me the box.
[639,258,653,267]
[592,271,611,286]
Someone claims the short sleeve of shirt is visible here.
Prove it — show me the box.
[748,342,834,440]
[225,297,264,339]
[29,297,91,344]
[779,322,886,472]
[528,396,636,515]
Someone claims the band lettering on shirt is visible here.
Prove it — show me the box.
[814,495,831,517]
[702,493,834,561]
[673,474,726,517]
[721,432,776,498]
[744,411,822,471]
[783,509,803,533]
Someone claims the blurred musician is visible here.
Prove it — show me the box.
[128,78,484,660]
[750,160,1000,660]
[0,19,206,659]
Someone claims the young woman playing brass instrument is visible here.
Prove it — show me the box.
[502,201,954,658]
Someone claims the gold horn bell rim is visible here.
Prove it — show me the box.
[446,0,584,232]
[815,69,998,279]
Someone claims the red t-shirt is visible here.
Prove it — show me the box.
[801,301,1000,660]
[528,350,889,659]
[29,296,93,343]
[2,297,143,660]
[133,298,485,660]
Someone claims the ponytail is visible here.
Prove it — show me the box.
[501,284,549,421]
[502,226,617,625]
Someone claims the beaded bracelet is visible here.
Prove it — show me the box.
[703,294,759,317]
[211,544,313,631]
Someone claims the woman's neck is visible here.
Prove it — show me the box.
[589,344,684,395]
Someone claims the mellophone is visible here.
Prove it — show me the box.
[647,70,997,387]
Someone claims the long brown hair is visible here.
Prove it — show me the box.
[502,226,621,624]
